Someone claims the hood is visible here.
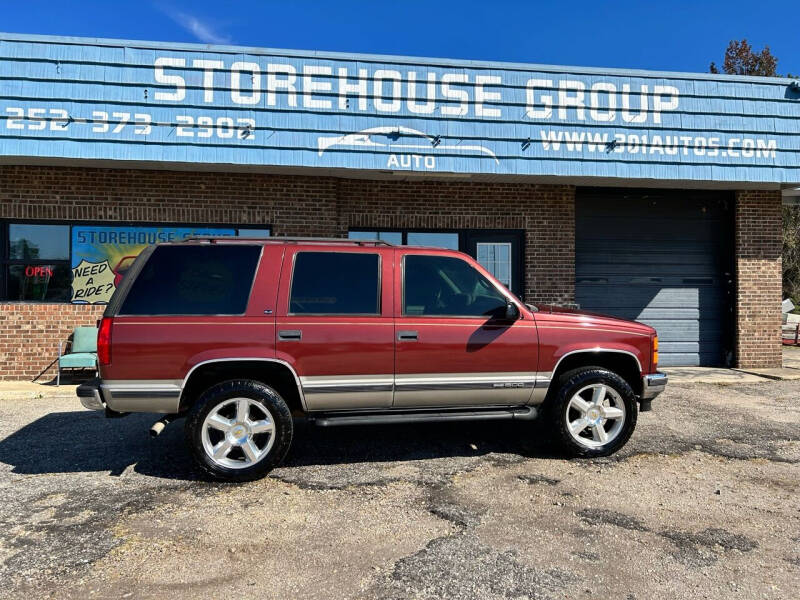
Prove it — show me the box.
[533,304,655,334]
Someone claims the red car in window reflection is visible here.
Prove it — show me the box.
[113,256,138,286]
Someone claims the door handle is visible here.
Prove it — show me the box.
[397,330,418,341]
[278,329,302,341]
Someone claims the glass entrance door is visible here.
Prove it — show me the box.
[476,242,512,289]
[349,228,525,298]
[464,231,524,297]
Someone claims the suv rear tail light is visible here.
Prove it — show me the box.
[652,335,659,370]
[98,317,113,366]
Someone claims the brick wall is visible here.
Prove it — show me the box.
[735,190,783,368]
[336,179,575,304]
[0,165,575,380]
[0,303,104,380]
[0,165,333,233]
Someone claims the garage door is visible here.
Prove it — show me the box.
[576,190,734,367]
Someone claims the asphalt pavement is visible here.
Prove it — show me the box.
[0,379,798,599]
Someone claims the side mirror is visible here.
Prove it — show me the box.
[504,301,520,321]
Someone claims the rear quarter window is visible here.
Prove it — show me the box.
[119,245,261,315]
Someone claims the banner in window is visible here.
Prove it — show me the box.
[70,225,235,304]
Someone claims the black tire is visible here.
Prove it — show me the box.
[184,379,293,482]
[547,367,638,458]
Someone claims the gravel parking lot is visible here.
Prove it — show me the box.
[0,380,798,599]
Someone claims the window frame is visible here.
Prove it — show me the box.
[2,219,71,302]
[287,250,383,317]
[401,253,512,319]
[0,218,271,303]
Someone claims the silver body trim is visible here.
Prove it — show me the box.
[83,349,649,414]
[300,374,394,410]
[300,375,395,388]
[394,372,539,385]
[301,372,547,410]
[641,372,668,400]
[100,381,182,413]
[85,358,308,414]
[304,384,394,393]
[529,378,552,405]
[529,388,548,405]
[393,372,539,408]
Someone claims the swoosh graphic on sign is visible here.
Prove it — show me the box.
[317,126,499,164]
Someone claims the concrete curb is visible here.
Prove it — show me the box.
[732,367,800,381]
[0,383,79,402]
[660,367,770,384]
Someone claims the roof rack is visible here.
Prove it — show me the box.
[182,236,394,246]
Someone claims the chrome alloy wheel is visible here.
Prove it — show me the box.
[565,383,626,448]
[201,398,276,469]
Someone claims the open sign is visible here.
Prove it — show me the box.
[25,265,53,278]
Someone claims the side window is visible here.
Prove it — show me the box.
[403,255,507,317]
[290,252,380,315]
[119,245,261,315]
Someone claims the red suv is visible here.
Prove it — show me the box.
[78,237,666,481]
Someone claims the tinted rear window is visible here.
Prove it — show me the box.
[290,252,380,314]
[119,245,261,315]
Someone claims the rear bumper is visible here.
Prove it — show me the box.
[76,378,181,413]
[641,372,668,400]
[77,378,105,411]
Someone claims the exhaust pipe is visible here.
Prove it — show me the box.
[150,414,178,437]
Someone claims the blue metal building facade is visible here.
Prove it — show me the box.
[0,33,798,185]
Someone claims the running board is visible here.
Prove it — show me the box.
[312,406,537,427]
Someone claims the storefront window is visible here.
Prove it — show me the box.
[9,224,69,260]
[7,264,72,301]
[236,228,271,238]
[4,224,71,301]
[406,232,459,249]
[1,222,272,304]
[348,230,459,248]
[348,230,403,244]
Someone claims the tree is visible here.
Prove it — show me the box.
[711,40,799,302]
[709,39,778,76]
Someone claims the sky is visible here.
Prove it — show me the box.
[1,1,798,75]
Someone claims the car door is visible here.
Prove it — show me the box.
[393,249,539,407]
[275,246,394,410]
